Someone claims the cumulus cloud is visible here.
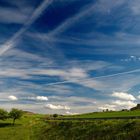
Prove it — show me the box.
[27,96,48,101]
[45,104,70,110]
[65,111,78,115]
[137,95,140,99]
[112,92,136,101]
[8,95,18,101]
[114,100,136,109]
[98,100,137,111]
[98,104,116,111]
[36,96,48,101]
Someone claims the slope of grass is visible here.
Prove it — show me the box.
[65,110,140,118]
[0,114,44,140]
[1,111,140,140]
[33,119,140,140]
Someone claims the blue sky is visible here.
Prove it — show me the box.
[0,0,140,114]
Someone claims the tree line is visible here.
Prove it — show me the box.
[0,108,23,125]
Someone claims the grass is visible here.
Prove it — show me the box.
[1,111,140,139]
[65,110,140,118]
[33,119,140,140]
[0,114,45,140]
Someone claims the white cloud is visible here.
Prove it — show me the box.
[137,95,140,99]
[65,111,78,115]
[45,104,70,110]
[112,92,136,101]
[36,96,48,101]
[0,66,87,80]
[121,55,140,62]
[130,0,140,15]
[93,0,125,14]
[114,100,136,109]
[0,0,53,56]
[43,85,73,95]
[0,69,28,78]
[33,67,88,79]
[27,96,48,101]
[48,96,97,106]
[41,68,140,91]
[8,95,18,101]
[1,0,140,115]
[0,7,29,24]
[98,100,137,111]
[98,104,116,111]
[68,68,87,78]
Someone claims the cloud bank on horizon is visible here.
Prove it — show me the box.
[0,0,140,114]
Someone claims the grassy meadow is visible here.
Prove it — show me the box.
[67,110,140,118]
[0,114,44,140]
[0,111,140,140]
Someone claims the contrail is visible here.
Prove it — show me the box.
[90,68,140,80]
[44,68,140,87]
[30,2,96,43]
[48,2,95,37]
[0,0,53,56]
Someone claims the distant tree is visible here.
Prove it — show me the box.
[130,104,140,111]
[122,109,128,111]
[9,108,23,125]
[0,109,8,120]
[106,109,109,112]
[53,114,58,118]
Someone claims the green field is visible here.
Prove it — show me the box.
[0,114,44,140]
[1,111,140,140]
[68,110,140,119]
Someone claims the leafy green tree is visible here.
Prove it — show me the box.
[9,108,23,125]
[0,109,8,120]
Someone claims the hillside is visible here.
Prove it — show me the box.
[0,110,140,140]
[63,110,140,119]
[130,104,140,111]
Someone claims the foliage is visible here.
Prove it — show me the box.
[33,120,140,140]
[0,113,44,140]
[9,108,23,125]
[53,114,58,118]
[0,108,8,120]
[1,110,140,139]
[131,104,140,111]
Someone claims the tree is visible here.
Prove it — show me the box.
[0,109,8,120]
[9,108,23,125]
[130,104,140,111]
[53,114,58,118]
